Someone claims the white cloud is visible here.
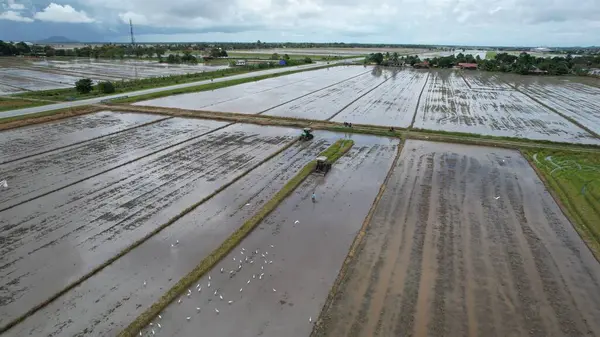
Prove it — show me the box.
[34,3,95,23]
[118,11,148,25]
[9,3,26,10]
[4,0,600,46]
[0,10,33,22]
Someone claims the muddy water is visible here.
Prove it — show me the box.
[205,66,370,114]
[3,132,339,337]
[0,73,72,91]
[0,117,228,210]
[0,123,297,328]
[414,70,600,145]
[0,111,166,163]
[149,134,399,337]
[133,67,337,111]
[316,140,600,337]
[265,67,387,120]
[332,69,428,127]
[508,76,600,136]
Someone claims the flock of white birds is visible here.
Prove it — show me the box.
[140,223,311,336]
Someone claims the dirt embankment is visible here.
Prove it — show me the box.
[314,140,600,337]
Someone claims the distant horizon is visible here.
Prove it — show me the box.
[9,38,599,50]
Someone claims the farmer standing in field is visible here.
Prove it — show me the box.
[311,192,316,202]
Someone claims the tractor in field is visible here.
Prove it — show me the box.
[314,156,332,175]
[299,128,314,141]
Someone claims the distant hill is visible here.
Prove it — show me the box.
[37,36,79,43]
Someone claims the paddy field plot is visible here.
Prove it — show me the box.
[515,77,600,136]
[316,140,600,337]
[331,69,428,127]
[134,66,370,112]
[0,114,301,329]
[414,70,600,144]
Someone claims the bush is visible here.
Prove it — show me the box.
[75,78,93,94]
[98,81,115,94]
[303,57,313,64]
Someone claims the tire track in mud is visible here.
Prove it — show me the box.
[501,79,600,140]
[254,69,372,115]
[347,149,417,337]
[505,174,588,336]
[0,116,172,165]
[393,153,434,336]
[409,72,431,129]
[0,122,233,213]
[326,75,392,122]
[181,67,352,111]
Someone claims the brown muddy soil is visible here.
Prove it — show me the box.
[0,122,298,329]
[315,140,600,337]
[0,110,166,164]
[139,134,399,337]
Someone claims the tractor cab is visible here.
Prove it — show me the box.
[299,128,314,141]
[314,156,332,175]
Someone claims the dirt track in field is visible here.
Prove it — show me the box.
[315,140,600,337]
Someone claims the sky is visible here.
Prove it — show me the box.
[1,0,600,46]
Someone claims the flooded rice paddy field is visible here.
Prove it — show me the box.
[139,134,399,337]
[513,77,600,136]
[0,112,306,330]
[137,66,600,143]
[134,66,370,112]
[2,109,600,337]
[415,70,600,144]
[3,132,348,337]
[0,111,166,164]
[265,67,387,120]
[331,69,428,127]
[316,140,600,337]
[0,58,227,94]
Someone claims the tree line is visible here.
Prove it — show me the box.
[365,51,600,76]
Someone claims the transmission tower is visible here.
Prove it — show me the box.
[129,19,136,48]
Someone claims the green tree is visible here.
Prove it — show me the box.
[167,54,180,63]
[210,48,223,58]
[75,78,93,94]
[15,42,31,55]
[44,45,56,57]
[283,54,290,61]
[98,81,115,93]
[391,52,399,63]
[155,47,166,59]
[134,48,145,58]
[220,49,228,57]
[270,53,280,60]
[303,57,313,64]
